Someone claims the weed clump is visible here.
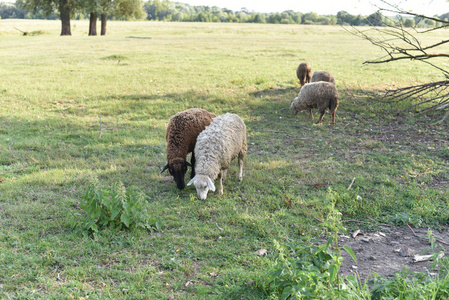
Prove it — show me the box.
[79,181,162,234]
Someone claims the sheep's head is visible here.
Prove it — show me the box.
[290,98,299,115]
[161,158,191,190]
[187,174,215,200]
[291,96,307,115]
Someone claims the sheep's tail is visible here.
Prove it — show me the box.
[329,95,339,113]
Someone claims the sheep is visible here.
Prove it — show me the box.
[162,108,216,190]
[311,70,336,85]
[290,81,339,124]
[296,62,312,87]
[187,113,247,200]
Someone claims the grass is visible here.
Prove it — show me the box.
[0,20,448,298]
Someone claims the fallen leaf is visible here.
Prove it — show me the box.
[184,280,194,287]
[312,183,328,189]
[256,248,267,256]
[209,272,219,278]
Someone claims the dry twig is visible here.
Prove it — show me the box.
[347,177,356,191]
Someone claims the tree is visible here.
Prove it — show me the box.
[93,0,143,35]
[402,18,414,27]
[17,0,80,35]
[250,13,265,23]
[267,12,281,24]
[98,0,114,35]
[302,12,318,24]
[337,10,355,25]
[115,0,143,20]
[89,11,97,35]
[143,0,173,20]
[365,11,384,26]
[82,0,99,35]
[346,4,449,123]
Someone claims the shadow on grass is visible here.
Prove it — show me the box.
[0,115,170,190]
[250,86,298,99]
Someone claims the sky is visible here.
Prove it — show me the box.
[178,0,448,16]
[1,0,446,16]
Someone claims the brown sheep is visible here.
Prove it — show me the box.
[296,62,312,87]
[311,70,336,85]
[162,108,216,190]
[290,82,339,124]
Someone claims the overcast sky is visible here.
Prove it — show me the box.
[179,0,447,16]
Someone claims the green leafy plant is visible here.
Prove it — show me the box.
[80,181,162,233]
[259,189,359,299]
[369,267,449,299]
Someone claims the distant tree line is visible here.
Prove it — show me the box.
[0,2,59,19]
[142,0,447,27]
[142,1,339,25]
[0,0,446,35]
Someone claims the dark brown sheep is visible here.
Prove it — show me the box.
[296,62,312,87]
[311,70,336,85]
[162,108,216,190]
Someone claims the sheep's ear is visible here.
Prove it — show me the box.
[187,177,195,186]
[161,164,169,173]
[207,177,215,192]
[185,161,192,167]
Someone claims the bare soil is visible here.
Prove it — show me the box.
[339,226,449,281]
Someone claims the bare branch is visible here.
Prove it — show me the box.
[344,2,449,122]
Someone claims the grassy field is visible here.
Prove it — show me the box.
[0,19,448,298]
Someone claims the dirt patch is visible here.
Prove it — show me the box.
[339,226,448,281]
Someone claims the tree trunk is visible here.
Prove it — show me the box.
[89,12,97,36]
[59,0,71,36]
[101,14,107,36]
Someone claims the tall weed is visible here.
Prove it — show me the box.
[79,181,163,234]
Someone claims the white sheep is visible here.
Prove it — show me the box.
[187,113,247,200]
[311,70,335,85]
[290,81,339,124]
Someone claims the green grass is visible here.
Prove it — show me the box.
[0,20,448,298]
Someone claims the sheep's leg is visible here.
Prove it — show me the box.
[331,109,336,124]
[237,155,244,182]
[218,171,224,195]
[190,152,196,179]
[317,110,325,124]
[308,108,314,120]
[222,169,227,182]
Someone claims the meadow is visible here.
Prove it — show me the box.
[0,19,448,298]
